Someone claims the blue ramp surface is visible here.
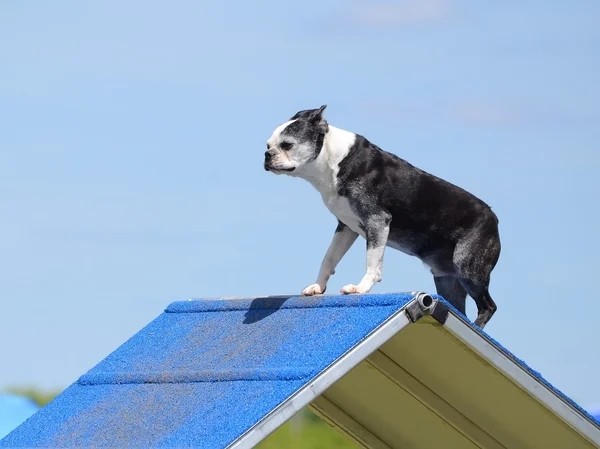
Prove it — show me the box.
[1,294,415,448]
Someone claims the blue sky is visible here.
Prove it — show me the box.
[1,0,599,412]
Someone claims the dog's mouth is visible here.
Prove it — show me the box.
[264,163,295,173]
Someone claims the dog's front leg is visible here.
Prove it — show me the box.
[302,222,358,296]
[341,214,390,295]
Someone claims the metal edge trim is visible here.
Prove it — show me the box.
[309,395,392,449]
[443,312,600,447]
[226,300,416,449]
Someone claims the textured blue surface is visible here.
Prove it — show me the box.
[0,293,415,448]
[2,292,598,448]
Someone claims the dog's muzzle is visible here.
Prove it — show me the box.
[264,150,295,172]
[264,151,274,171]
[264,151,295,172]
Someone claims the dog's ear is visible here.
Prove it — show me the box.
[308,105,327,121]
[291,105,328,122]
[309,104,328,134]
[290,105,329,134]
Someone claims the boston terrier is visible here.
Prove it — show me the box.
[264,105,501,329]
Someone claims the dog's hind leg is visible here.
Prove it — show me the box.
[454,217,501,329]
[459,279,497,329]
[434,276,467,315]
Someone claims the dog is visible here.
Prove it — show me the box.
[264,105,501,329]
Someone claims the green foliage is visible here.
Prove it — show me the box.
[256,408,359,449]
[4,386,62,407]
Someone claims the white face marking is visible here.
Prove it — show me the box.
[265,120,297,173]
[266,118,330,174]
[267,120,296,148]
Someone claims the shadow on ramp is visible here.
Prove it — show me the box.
[243,295,293,324]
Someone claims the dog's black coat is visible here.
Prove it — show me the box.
[267,106,501,328]
[337,133,501,325]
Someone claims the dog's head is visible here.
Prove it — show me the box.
[264,105,329,175]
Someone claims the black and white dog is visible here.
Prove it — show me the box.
[264,105,501,329]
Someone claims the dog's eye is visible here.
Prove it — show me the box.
[280,142,293,151]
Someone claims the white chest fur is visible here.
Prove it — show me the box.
[323,193,364,237]
[296,126,365,237]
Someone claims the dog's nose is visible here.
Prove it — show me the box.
[264,151,273,161]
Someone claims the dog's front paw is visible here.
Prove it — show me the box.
[341,284,367,294]
[302,283,325,296]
